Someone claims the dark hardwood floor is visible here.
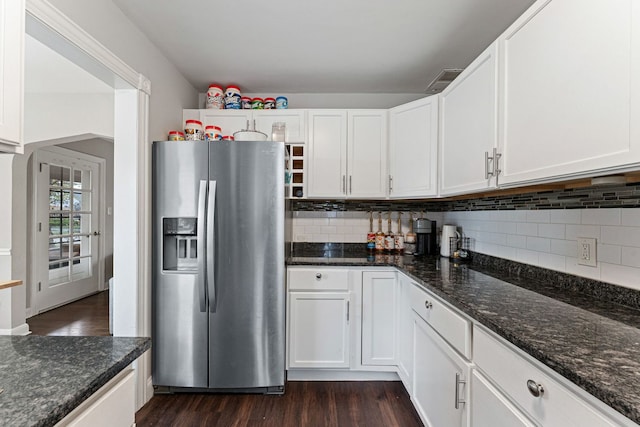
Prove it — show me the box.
[136,381,423,427]
[27,291,110,336]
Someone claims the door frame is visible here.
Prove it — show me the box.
[25,0,152,407]
[31,145,106,314]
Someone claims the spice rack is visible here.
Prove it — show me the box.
[285,143,305,198]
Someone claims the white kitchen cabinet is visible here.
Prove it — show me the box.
[396,273,414,389]
[0,0,25,153]
[470,370,536,427]
[497,0,640,186]
[361,271,396,366]
[307,110,387,199]
[439,42,499,196]
[389,97,438,198]
[413,313,470,427]
[253,110,306,142]
[197,109,251,137]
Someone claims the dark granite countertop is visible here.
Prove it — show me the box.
[288,250,640,425]
[0,336,151,427]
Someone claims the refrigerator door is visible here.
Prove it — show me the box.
[208,140,285,390]
[152,141,209,388]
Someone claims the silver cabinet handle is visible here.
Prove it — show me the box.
[349,175,352,194]
[484,151,490,180]
[388,175,393,193]
[425,300,433,309]
[493,147,502,185]
[527,380,544,398]
[315,273,322,279]
[342,175,346,194]
[455,373,466,409]
[346,300,350,322]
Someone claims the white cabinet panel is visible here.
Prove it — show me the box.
[389,97,438,198]
[254,110,306,142]
[199,110,251,137]
[413,314,470,427]
[396,274,414,389]
[307,110,348,197]
[361,271,396,366]
[440,42,498,196]
[288,292,350,368]
[347,110,388,198]
[0,0,24,153]
[498,0,640,185]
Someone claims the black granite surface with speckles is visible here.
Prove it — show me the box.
[288,250,640,424]
[0,336,150,427]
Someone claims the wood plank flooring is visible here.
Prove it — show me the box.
[27,291,110,336]
[136,381,423,427]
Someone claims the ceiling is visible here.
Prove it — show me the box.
[111,0,535,94]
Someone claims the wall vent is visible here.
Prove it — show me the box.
[426,68,463,93]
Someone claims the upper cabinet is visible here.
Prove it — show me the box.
[497,0,640,186]
[389,97,438,198]
[307,109,387,199]
[0,0,25,153]
[439,42,499,196]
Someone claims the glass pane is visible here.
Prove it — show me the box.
[73,191,88,211]
[49,165,62,186]
[49,189,62,211]
[71,257,91,281]
[49,263,70,285]
[73,169,83,189]
[61,166,71,187]
[72,236,82,258]
[49,214,71,236]
[48,238,64,262]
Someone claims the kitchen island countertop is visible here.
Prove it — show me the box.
[288,253,640,425]
[0,335,150,427]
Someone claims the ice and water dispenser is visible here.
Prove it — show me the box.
[162,217,198,271]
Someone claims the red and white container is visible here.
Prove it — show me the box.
[241,96,252,109]
[251,98,264,109]
[205,125,222,141]
[221,135,235,141]
[224,85,242,109]
[184,119,204,140]
[168,131,185,141]
[264,97,276,109]
[205,84,224,109]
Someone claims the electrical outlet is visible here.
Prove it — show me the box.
[577,237,597,267]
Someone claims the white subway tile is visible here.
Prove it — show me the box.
[294,218,316,226]
[549,210,581,224]
[526,236,551,253]
[581,208,621,226]
[538,223,566,239]
[565,224,600,240]
[346,233,365,243]
[304,225,321,234]
[566,257,601,280]
[313,218,330,226]
[550,239,576,257]
[516,248,540,266]
[498,222,517,234]
[526,210,550,223]
[295,234,310,242]
[621,209,640,227]
[320,226,337,234]
[335,225,353,234]
[511,211,529,222]
[516,222,538,236]
[600,226,640,247]
[328,218,345,226]
[621,247,640,268]
[327,234,344,243]
[597,243,621,265]
[495,245,517,260]
[600,263,640,290]
[311,234,329,242]
[507,234,527,249]
[538,253,566,272]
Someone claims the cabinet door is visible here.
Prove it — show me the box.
[396,274,414,389]
[440,42,498,196]
[347,110,388,198]
[253,110,306,142]
[389,97,438,198]
[199,110,251,137]
[413,313,469,427]
[498,0,640,185]
[0,0,24,153]
[288,291,350,368]
[470,370,536,427]
[361,271,396,366]
[307,110,347,198]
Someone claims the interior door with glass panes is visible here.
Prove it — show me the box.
[34,148,101,313]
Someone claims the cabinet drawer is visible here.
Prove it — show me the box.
[409,283,471,358]
[474,326,620,427]
[288,268,349,291]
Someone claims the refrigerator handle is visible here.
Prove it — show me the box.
[207,180,217,313]
[197,180,207,312]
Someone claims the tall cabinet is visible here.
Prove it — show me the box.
[0,0,25,153]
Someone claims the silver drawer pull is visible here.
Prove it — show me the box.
[425,300,433,309]
[527,380,544,398]
[315,273,322,280]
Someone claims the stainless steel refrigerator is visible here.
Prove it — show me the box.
[152,140,285,394]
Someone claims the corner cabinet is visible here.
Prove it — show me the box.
[388,97,438,198]
[307,110,387,199]
[361,271,397,366]
[497,0,640,186]
[0,0,25,153]
[439,42,499,196]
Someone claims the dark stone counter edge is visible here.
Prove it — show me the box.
[286,258,639,424]
[41,338,151,427]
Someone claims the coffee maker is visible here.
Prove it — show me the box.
[414,218,437,256]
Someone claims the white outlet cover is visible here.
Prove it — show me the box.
[577,237,597,267]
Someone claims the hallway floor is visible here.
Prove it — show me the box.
[27,291,110,336]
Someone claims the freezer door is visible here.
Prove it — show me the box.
[208,140,285,389]
[152,141,209,388]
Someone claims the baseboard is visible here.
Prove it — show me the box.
[287,369,400,381]
[0,323,31,335]
[146,375,153,405]
[25,306,34,319]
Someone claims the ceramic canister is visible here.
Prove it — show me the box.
[241,96,252,109]
[205,84,224,109]
[264,97,276,109]
[184,120,204,140]
[276,96,288,109]
[205,125,222,141]
[251,97,264,109]
[224,85,242,109]
[168,131,185,141]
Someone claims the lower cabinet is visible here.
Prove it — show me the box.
[396,274,414,389]
[413,312,470,427]
[361,271,397,366]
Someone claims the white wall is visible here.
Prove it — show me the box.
[48,0,198,139]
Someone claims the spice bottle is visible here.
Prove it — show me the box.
[375,212,385,252]
[367,212,376,253]
[395,212,405,254]
[384,212,395,253]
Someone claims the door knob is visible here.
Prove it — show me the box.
[93,231,101,236]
